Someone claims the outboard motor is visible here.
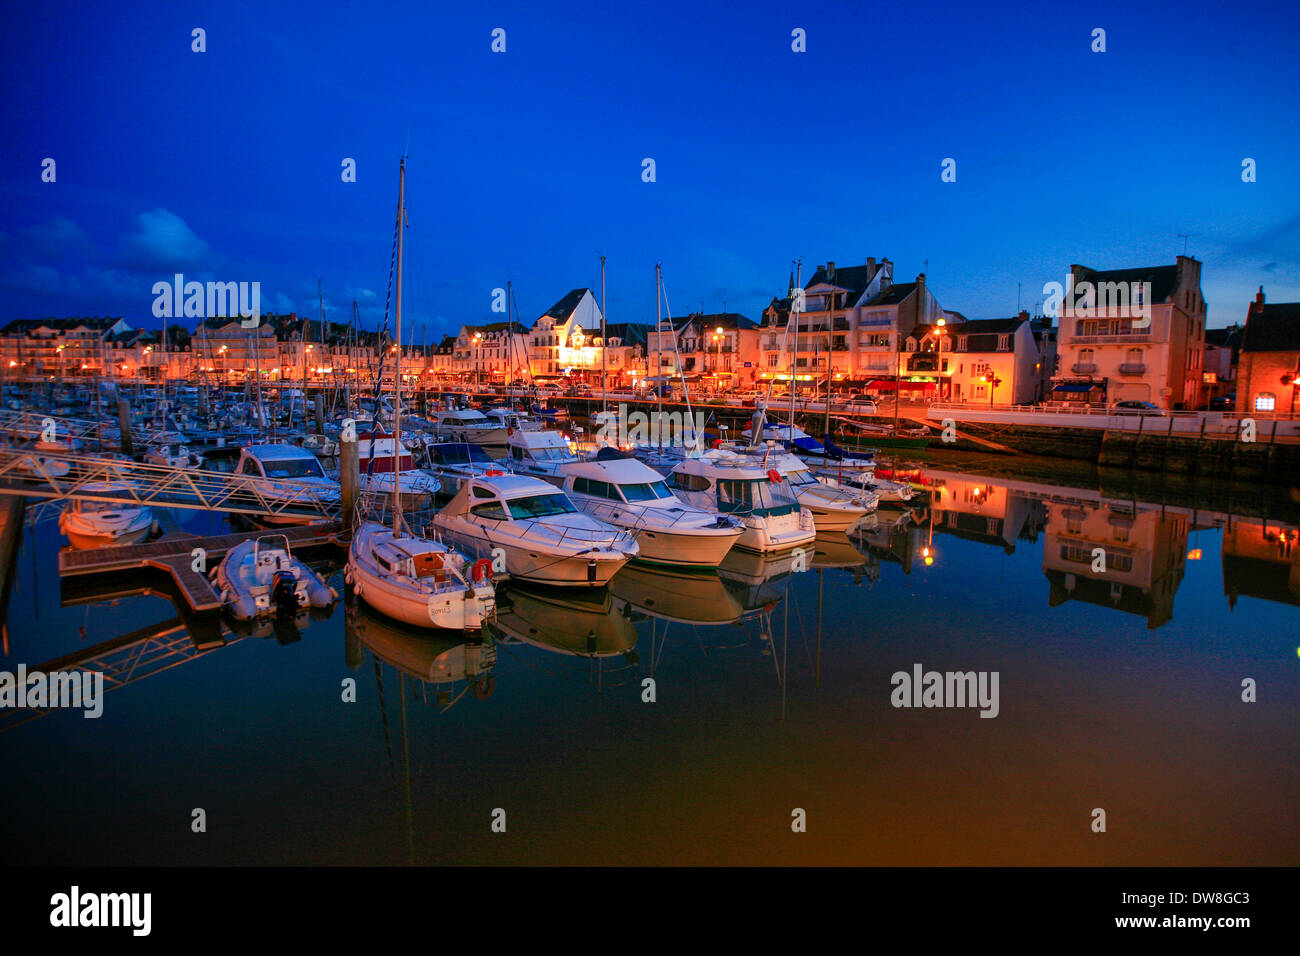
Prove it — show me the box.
[270,570,301,616]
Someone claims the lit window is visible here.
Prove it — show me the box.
[1254,393,1275,411]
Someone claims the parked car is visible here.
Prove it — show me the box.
[1208,396,1235,411]
[844,395,879,414]
[1110,400,1166,416]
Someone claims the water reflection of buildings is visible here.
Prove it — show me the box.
[927,478,1045,554]
[1042,501,1187,629]
[1223,520,1300,608]
[918,467,1299,627]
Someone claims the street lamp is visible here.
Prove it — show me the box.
[713,326,724,392]
[935,318,947,401]
[979,372,1003,407]
[473,332,483,391]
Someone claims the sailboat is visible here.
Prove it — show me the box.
[346,157,497,631]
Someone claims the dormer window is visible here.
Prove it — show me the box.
[957,336,968,352]
[998,334,1010,351]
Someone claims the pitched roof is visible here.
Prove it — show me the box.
[864,282,917,306]
[1241,304,1300,352]
[541,288,589,322]
[680,311,757,332]
[1,316,123,335]
[805,263,880,301]
[463,320,528,336]
[915,316,1026,352]
[1072,264,1179,303]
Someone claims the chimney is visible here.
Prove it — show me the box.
[826,261,835,281]
[1255,285,1265,309]
[866,256,876,276]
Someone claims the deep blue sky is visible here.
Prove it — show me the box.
[2,0,1297,338]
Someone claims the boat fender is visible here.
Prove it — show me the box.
[473,676,495,700]
[485,469,503,477]
[232,595,258,622]
[767,469,782,483]
[587,558,597,584]
[472,558,493,582]
[306,577,333,609]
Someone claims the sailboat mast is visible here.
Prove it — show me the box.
[655,262,663,452]
[600,254,607,417]
[393,157,406,530]
[790,259,801,430]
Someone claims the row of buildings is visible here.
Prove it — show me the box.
[3,254,1297,415]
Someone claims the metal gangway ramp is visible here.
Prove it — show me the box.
[0,448,341,521]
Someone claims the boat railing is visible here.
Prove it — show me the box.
[574,496,726,532]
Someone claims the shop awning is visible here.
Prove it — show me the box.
[1052,383,1097,393]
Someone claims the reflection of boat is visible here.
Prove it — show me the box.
[491,583,638,658]
[226,601,335,642]
[717,547,797,612]
[346,599,497,701]
[58,482,156,548]
[810,531,874,568]
[608,563,744,624]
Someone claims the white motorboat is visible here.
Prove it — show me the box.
[432,407,508,446]
[558,450,743,567]
[144,443,202,468]
[58,482,156,548]
[356,428,440,509]
[484,406,541,433]
[658,448,815,553]
[424,442,506,496]
[503,429,580,485]
[721,443,876,532]
[346,520,496,630]
[741,418,875,474]
[234,443,342,525]
[822,470,916,503]
[430,473,638,586]
[212,535,336,621]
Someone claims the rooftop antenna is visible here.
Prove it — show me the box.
[1017,281,1022,313]
[1177,233,1197,256]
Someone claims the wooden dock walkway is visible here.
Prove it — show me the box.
[58,521,343,614]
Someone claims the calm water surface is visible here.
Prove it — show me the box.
[2,460,1297,865]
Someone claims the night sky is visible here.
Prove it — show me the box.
[2,0,1297,336]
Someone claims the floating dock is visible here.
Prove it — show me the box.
[57,522,343,615]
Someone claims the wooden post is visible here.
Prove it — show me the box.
[117,397,134,456]
[340,434,359,533]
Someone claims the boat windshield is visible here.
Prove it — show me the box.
[262,457,325,479]
[785,469,819,487]
[506,493,578,519]
[715,478,801,517]
[618,481,673,502]
[526,443,570,461]
[435,445,495,466]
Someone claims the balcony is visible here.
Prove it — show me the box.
[1117,362,1146,376]
[832,318,850,331]
[1068,334,1153,345]
[1071,362,1098,374]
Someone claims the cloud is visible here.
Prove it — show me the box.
[20,216,91,260]
[119,208,213,273]
[0,259,80,297]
